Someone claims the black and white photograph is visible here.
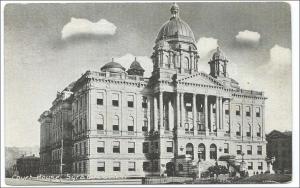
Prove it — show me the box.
[1,0,299,187]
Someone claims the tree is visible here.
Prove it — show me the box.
[207,165,229,177]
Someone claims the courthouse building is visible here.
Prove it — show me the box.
[39,3,267,178]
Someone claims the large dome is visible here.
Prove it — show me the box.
[101,59,126,73]
[155,3,196,45]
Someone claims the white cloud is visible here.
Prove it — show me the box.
[261,44,291,75]
[61,18,117,40]
[235,30,261,44]
[270,44,291,65]
[196,37,219,58]
[115,53,153,77]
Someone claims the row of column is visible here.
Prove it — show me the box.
[153,91,229,135]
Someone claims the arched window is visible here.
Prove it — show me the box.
[113,115,119,131]
[198,144,206,161]
[247,124,251,137]
[210,144,217,160]
[128,116,134,132]
[236,123,241,136]
[257,124,261,137]
[225,121,230,133]
[183,57,189,70]
[79,118,82,133]
[97,114,104,131]
[142,118,148,132]
[186,143,194,160]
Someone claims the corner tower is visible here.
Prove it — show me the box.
[151,3,200,80]
[208,47,228,78]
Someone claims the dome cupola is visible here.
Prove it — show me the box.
[101,58,126,73]
[127,57,145,76]
[212,47,227,61]
[208,47,229,78]
[155,3,196,46]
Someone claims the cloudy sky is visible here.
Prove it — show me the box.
[4,2,292,147]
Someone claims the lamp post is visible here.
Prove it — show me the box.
[240,152,246,176]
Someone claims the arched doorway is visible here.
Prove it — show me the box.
[198,144,206,161]
[186,143,194,160]
[210,144,217,160]
[166,162,175,176]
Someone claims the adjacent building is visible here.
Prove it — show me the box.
[16,155,40,177]
[39,3,268,178]
[266,130,292,174]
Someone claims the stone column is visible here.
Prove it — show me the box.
[210,103,213,133]
[154,95,158,131]
[220,97,223,130]
[176,92,180,129]
[159,92,164,132]
[204,95,208,136]
[229,99,233,138]
[262,104,265,141]
[216,96,219,134]
[181,93,185,128]
[193,93,197,135]
[147,96,150,132]
[168,99,173,131]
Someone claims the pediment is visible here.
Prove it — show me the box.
[177,72,223,87]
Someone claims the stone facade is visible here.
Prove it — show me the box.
[39,3,267,178]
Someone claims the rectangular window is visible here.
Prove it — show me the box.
[224,143,229,154]
[142,96,148,108]
[83,142,87,155]
[113,162,120,171]
[128,142,135,153]
[97,141,105,153]
[225,104,229,115]
[237,145,242,155]
[113,141,120,153]
[143,162,150,171]
[97,99,103,105]
[166,141,173,153]
[247,145,252,155]
[236,105,241,116]
[78,162,82,173]
[128,125,134,132]
[257,146,262,155]
[97,124,104,131]
[79,142,82,155]
[152,142,159,153]
[83,161,86,173]
[247,131,251,137]
[246,106,251,117]
[143,142,149,153]
[258,162,263,170]
[128,162,136,171]
[257,131,261,137]
[127,95,134,108]
[97,93,104,105]
[256,107,261,117]
[75,144,78,156]
[112,93,119,107]
[248,162,253,170]
[97,162,105,172]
